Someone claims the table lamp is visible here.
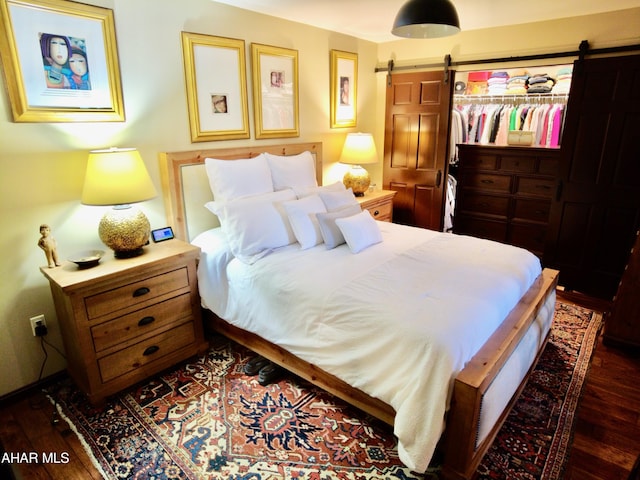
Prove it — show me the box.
[81,147,157,258]
[339,133,378,196]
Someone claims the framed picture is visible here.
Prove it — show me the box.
[330,50,357,128]
[0,0,124,122]
[251,43,299,139]
[181,32,250,142]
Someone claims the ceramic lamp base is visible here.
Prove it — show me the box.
[342,165,370,197]
[98,205,150,258]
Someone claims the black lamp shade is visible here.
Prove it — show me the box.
[392,0,461,38]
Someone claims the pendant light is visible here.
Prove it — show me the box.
[392,0,461,38]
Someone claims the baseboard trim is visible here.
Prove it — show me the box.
[0,370,67,408]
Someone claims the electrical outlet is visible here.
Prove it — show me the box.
[30,314,46,336]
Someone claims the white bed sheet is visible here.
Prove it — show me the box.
[192,222,542,473]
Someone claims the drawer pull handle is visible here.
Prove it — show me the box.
[373,210,380,216]
[133,287,150,297]
[143,345,159,356]
[481,179,494,184]
[138,316,155,327]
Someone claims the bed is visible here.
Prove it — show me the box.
[159,141,559,480]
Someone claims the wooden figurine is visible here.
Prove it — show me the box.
[38,224,61,268]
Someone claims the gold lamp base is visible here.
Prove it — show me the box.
[342,165,370,197]
[98,205,150,258]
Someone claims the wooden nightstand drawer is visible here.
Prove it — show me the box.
[98,321,196,383]
[357,190,396,223]
[85,267,189,320]
[91,293,192,353]
[364,201,392,221]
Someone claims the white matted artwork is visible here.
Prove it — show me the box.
[181,32,249,142]
[330,49,357,128]
[251,43,299,139]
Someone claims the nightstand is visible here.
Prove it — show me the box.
[357,189,396,222]
[40,239,208,404]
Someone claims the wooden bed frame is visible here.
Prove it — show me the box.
[159,141,559,480]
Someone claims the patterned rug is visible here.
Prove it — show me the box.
[46,301,602,479]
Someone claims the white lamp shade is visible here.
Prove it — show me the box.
[339,133,378,165]
[81,148,157,206]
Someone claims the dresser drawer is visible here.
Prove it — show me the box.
[509,223,547,253]
[364,202,392,221]
[91,293,192,353]
[537,155,560,175]
[513,198,551,222]
[98,321,196,383]
[463,153,497,170]
[515,177,555,198]
[500,155,535,173]
[458,192,509,217]
[85,267,190,320]
[454,216,508,243]
[462,173,511,193]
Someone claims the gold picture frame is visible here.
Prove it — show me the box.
[0,0,124,122]
[330,50,357,128]
[251,43,299,139]
[181,32,250,142]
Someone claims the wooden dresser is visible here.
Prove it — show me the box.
[40,239,208,404]
[357,189,396,222]
[453,144,560,257]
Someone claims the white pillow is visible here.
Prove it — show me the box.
[282,195,327,249]
[220,189,296,263]
[319,188,358,212]
[335,210,383,254]
[204,154,273,203]
[316,204,362,249]
[265,151,318,191]
[294,180,346,199]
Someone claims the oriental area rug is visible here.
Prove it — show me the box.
[46,301,602,480]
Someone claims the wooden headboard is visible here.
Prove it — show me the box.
[159,142,323,241]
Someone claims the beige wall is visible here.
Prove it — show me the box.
[0,0,378,396]
[0,0,638,397]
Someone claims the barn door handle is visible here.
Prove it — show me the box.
[555,180,564,201]
[435,170,442,187]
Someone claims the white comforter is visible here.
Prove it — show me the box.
[192,222,542,473]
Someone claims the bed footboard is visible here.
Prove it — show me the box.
[441,268,559,480]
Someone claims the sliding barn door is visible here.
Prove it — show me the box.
[545,54,640,299]
[383,70,454,230]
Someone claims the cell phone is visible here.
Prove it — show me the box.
[151,226,174,243]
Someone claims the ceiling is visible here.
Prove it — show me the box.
[211,0,640,43]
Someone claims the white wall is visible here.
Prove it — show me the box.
[0,0,378,396]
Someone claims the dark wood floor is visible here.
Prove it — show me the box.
[1,293,639,480]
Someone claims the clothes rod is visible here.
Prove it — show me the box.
[375,41,640,73]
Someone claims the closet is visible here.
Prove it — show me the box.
[450,55,640,300]
[450,66,570,258]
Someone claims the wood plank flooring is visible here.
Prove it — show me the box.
[1,293,639,480]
